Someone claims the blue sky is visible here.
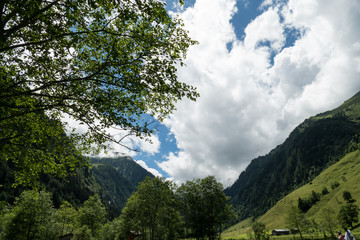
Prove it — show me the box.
[96,0,360,187]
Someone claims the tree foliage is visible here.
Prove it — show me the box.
[251,221,269,240]
[0,176,238,240]
[337,191,359,228]
[0,191,110,239]
[286,205,309,239]
[0,0,198,186]
[343,191,356,203]
[77,194,106,237]
[176,176,236,240]
[55,201,77,236]
[297,190,321,213]
[0,190,57,240]
[338,203,360,228]
[318,207,338,238]
[119,176,182,240]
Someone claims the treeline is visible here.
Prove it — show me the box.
[0,176,236,240]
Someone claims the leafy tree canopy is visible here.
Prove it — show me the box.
[0,0,198,186]
[119,176,182,240]
[176,176,236,240]
[286,205,309,239]
[251,221,269,240]
[338,203,360,228]
[343,191,356,203]
[77,194,106,237]
[0,190,57,240]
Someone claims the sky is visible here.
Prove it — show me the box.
[91,0,360,187]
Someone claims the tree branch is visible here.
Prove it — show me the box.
[2,0,61,37]
[0,29,134,52]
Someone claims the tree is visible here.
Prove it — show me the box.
[55,201,78,236]
[176,176,236,240]
[321,187,329,195]
[119,176,183,240]
[251,221,269,240]
[297,191,321,213]
[98,218,124,240]
[286,205,309,239]
[176,178,205,239]
[338,203,359,228]
[0,0,198,186]
[318,207,338,238]
[73,225,95,240]
[77,194,106,237]
[311,190,320,203]
[343,191,356,203]
[298,197,311,213]
[0,190,57,240]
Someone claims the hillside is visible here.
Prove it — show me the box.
[225,91,360,220]
[0,155,154,220]
[0,159,103,209]
[223,149,360,238]
[90,156,155,219]
[91,156,154,186]
[92,164,135,219]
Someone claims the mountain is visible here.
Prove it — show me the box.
[90,156,154,186]
[91,164,135,219]
[90,156,155,219]
[0,155,154,220]
[225,91,360,220]
[222,149,360,237]
[0,159,103,209]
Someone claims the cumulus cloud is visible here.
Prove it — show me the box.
[135,160,163,177]
[244,6,285,51]
[158,0,360,187]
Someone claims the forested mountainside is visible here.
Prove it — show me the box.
[0,160,101,209]
[225,91,360,220]
[92,164,135,219]
[91,156,154,187]
[90,156,155,219]
[0,155,154,219]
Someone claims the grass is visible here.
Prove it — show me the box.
[222,150,360,239]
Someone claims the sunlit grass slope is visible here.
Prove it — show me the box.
[223,150,360,238]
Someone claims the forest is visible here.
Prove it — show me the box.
[0,176,236,240]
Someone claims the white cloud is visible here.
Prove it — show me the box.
[95,133,161,158]
[244,6,285,51]
[135,160,163,177]
[62,114,161,158]
[158,0,360,187]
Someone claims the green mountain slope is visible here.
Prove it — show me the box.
[225,91,360,220]
[0,160,102,209]
[0,155,154,220]
[223,149,360,238]
[91,156,154,186]
[90,156,155,219]
[92,164,135,219]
